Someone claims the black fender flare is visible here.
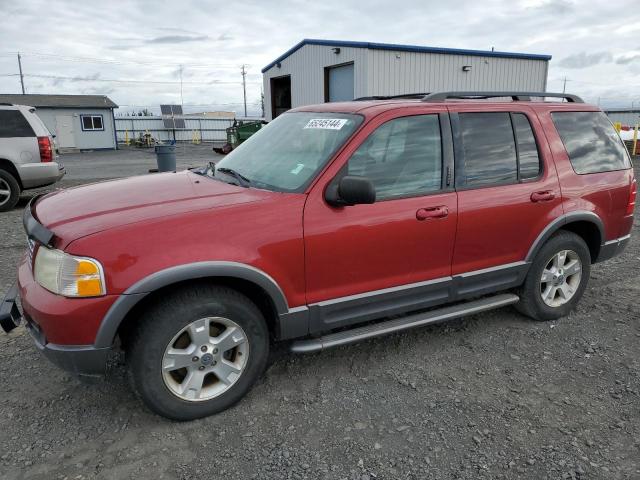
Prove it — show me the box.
[94,261,291,348]
[525,210,605,263]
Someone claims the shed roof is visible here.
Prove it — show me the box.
[0,94,118,108]
[262,39,552,73]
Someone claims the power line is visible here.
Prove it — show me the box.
[20,73,261,86]
[0,50,245,69]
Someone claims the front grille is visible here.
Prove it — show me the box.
[27,238,36,265]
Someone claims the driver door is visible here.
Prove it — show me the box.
[303,109,458,333]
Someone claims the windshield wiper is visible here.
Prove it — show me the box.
[216,167,251,187]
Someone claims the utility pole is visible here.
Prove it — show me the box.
[562,76,569,94]
[179,64,184,106]
[260,86,265,118]
[17,52,25,94]
[241,64,247,117]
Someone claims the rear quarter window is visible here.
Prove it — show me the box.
[0,110,35,138]
[551,111,631,174]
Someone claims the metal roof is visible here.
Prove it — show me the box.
[262,39,552,73]
[0,94,118,108]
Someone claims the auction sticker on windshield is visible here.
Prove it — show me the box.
[304,118,348,130]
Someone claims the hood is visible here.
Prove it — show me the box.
[35,171,275,246]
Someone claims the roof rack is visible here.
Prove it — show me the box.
[354,93,430,101]
[421,91,584,103]
[0,102,13,106]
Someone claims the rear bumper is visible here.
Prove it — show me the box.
[17,162,65,189]
[595,234,631,263]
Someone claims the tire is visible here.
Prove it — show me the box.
[0,169,21,212]
[516,231,591,321]
[127,284,269,421]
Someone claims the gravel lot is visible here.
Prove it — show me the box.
[1,146,638,480]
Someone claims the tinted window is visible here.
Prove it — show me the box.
[512,113,541,179]
[0,110,35,138]
[552,111,631,174]
[347,115,442,200]
[459,112,517,187]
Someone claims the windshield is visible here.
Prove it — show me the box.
[214,112,362,192]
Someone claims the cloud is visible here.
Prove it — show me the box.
[616,54,640,65]
[558,51,612,69]
[217,33,233,41]
[145,35,208,44]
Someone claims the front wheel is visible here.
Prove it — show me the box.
[516,231,591,321]
[127,285,269,421]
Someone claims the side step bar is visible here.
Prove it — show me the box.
[290,293,519,353]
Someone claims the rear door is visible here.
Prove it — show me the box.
[449,106,563,294]
[303,109,457,332]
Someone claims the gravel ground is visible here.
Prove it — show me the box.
[0,147,638,480]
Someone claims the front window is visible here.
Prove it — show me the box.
[214,112,362,192]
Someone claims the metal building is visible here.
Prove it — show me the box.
[0,94,118,151]
[262,39,551,120]
[604,109,640,126]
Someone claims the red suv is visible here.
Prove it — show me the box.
[1,91,635,420]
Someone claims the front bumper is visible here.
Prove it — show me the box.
[1,280,111,377]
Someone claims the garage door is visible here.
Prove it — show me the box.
[327,63,354,102]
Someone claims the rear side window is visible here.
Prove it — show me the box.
[458,112,517,187]
[512,113,541,180]
[347,115,442,200]
[0,110,35,138]
[552,111,631,174]
[457,112,542,188]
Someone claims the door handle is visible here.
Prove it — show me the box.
[530,191,555,203]
[416,206,449,220]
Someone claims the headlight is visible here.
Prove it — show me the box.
[33,247,106,297]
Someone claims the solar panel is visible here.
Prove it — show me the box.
[160,104,185,129]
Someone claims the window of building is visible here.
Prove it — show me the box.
[81,114,104,131]
[551,111,631,174]
[0,110,35,138]
[347,115,442,200]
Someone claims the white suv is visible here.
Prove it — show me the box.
[0,103,65,211]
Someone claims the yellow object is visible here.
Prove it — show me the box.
[614,122,622,133]
[145,129,151,146]
[75,259,103,297]
[191,130,201,144]
[633,124,638,156]
[124,130,130,146]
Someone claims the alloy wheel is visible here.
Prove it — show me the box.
[540,249,582,307]
[162,317,249,401]
[0,178,11,207]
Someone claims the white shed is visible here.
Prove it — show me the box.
[0,94,118,151]
[262,39,551,120]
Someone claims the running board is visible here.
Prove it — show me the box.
[290,293,519,353]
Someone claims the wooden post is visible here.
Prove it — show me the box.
[633,123,638,156]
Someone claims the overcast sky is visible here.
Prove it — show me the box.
[0,0,638,116]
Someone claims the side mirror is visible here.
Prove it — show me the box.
[325,175,376,206]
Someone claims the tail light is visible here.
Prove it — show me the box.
[627,179,637,216]
[38,136,52,163]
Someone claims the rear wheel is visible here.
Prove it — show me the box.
[516,231,591,321]
[127,284,269,421]
[0,170,20,212]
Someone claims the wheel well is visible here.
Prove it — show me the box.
[561,221,602,262]
[0,159,23,189]
[116,277,280,348]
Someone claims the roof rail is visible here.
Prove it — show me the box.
[0,102,13,106]
[421,91,584,103]
[354,93,431,101]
